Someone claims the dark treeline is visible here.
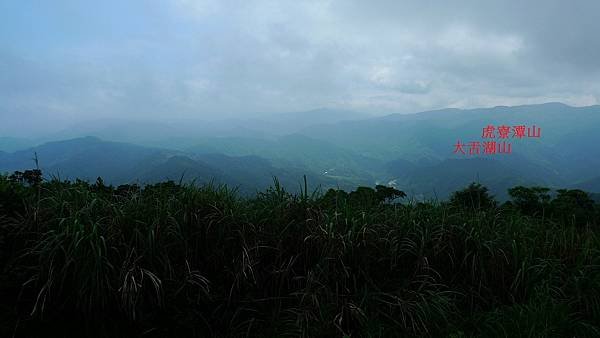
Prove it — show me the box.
[1,170,600,337]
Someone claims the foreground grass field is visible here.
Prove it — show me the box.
[1,173,600,337]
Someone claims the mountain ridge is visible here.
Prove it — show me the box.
[2,103,600,198]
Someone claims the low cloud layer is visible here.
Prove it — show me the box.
[2,0,600,135]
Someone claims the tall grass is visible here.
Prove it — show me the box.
[1,176,600,337]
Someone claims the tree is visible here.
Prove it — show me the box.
[320,188,349,209]
[508,186,551,216]
[450,183,496,210]
[375,185,406,203]
[348,186,378,207]
[320,185,406,210]
[9,169,42,186]
[550,189,595,227]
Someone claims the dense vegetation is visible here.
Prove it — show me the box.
[1,171,600,337]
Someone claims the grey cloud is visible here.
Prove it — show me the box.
[2,0,600,136]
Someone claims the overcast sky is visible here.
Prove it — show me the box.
[2,0,600,134]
